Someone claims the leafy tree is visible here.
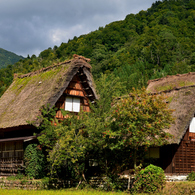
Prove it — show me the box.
[109,88,174,169]
[38,74,125,184]
[37,104,58,150]
[47,112,90,184]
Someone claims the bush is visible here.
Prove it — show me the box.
[187,171,195,181]
[24,143,46,179]
[131,164,166,193]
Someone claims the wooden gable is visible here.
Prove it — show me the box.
[55,73,91,119]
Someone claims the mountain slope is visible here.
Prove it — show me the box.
[0,48,23,69]
[0,0,195,97]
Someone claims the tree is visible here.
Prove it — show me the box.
[47,111,90,185]
[38,74,126,185]
[109,88,174,169]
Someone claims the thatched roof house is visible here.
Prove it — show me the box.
[146,72,195,174]
[0,55,97,130]
[147,72,195,144]
[0,55,98,175]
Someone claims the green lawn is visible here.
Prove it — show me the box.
[1,182,195,195]
[0,189,127,195]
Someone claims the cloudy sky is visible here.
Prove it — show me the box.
[0,0,157,57]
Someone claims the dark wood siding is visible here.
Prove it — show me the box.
[160,129,195,174]
[174,129,195,174]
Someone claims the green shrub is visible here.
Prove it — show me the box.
[24,143,46,179]
[187,171,195,181]
[131,164,166,193]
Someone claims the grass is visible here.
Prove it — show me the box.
[156,84,174,92]
[178,81,194,87]
[156,81,195,92]
[1,182,195,195]
[0,189,127,195]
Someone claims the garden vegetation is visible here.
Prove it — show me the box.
[24,75,173,193]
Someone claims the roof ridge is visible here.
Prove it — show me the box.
[147,72,195,85]
[13,55,91,80]
[73,54,91,62]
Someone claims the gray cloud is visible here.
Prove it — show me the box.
[0,0,156,57]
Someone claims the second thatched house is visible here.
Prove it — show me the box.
[146,72,195,174]
[0,55,98,175]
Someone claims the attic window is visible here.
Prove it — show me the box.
[190,117,195,133]
[65,96,80,112]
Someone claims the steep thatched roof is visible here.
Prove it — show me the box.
[0,55,97,130]
[146,72,195,144]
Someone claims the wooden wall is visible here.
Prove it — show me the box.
[174,129,195,174]
[55,74,90,119]
[160,128,195,174]
[0,141,23,175]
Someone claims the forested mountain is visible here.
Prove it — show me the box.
[0,48,23,69]
[0,0,195,97]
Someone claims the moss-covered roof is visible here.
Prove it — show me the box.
[146,72,195,144]
[0,55,97,129]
